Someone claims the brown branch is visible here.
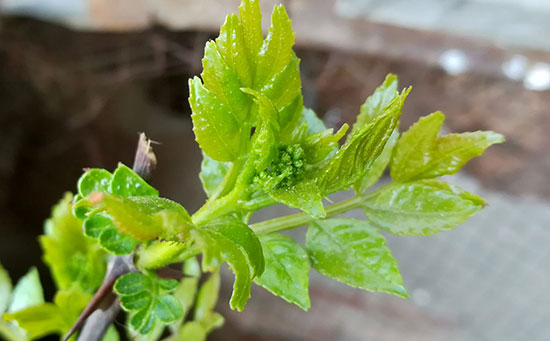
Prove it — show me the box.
[63,133,157,341]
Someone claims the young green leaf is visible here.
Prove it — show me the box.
[390,112,504,182]
[194,218,264,311]
[172,277,199,324]
[7,268,44,314]
[98,227,140,256]
[362,179,485,236]
[254,234,310,310]
[352,73,399,134]
[193,272,220,321]
[115,272,183,335]
[306,218,407,297]
[176,322,207,341]
[154,296,183,324]
[354,130,399,194]
[254,5,294,87]
[3,303,62,339]
[189,0,303,164]
[91,193,193,241]
[189,77,243,162]
[41,193,107,292]
[114,273,152,296]
[199,152,231,198]
[303,124,349,165]
[320,88,408,194]
[269,179,325,219]
[110,164,159,197]
[83,213,114,238]
[199,312,225,334]
[0,263,12,315]
[3,288,91,340]
[242,88,280,173]
[130,308,156,335]
[77,169,112,197]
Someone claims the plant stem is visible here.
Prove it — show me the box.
[250,189,381,234]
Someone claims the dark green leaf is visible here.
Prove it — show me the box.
[77,169,112,197]
[254,234,310,310]
[114,273,152,296]
[110,164,158,197]
[306,218,407,297]
[98,227,139,255]
[83,214,114,238]
[158,279,179,292]
[130,308,156,335]
[154,295,183,323]
[120,292,152,312]
[362,179,486,236]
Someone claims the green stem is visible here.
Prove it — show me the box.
[192,189,242,226]
[250,189,382,234]
[250,195,361,234]
[210,158,244,200]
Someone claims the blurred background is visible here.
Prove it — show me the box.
[1,0,549,340]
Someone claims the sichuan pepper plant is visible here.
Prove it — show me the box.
[0,0,504,340]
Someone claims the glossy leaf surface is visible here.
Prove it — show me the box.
[195,219,264,311]
[390,112,504,182]
[320,88,409,194]
[362,179,485,235]
[306,218,407,297]
[254,234,310,310]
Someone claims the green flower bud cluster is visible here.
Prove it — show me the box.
[254,144,305,192]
